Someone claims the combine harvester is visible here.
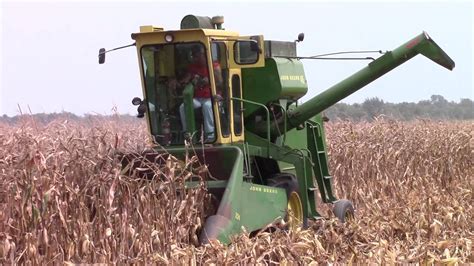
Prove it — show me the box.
[99,15,454,244]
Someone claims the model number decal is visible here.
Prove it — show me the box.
[249,186,278,194]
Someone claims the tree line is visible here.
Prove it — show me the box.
[324,95,473,121]
[0,112,140,125]
[1,95,472,124]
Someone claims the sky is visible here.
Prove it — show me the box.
[1,1,473,116]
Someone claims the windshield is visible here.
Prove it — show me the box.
[141,42,216,146]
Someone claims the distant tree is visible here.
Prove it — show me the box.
[430,95,448,105]
[457,98,474,119]
[325,95,473,121]
[362,97,385,120]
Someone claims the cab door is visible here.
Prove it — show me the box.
[227,35,266,143]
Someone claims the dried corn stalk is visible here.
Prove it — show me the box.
[0,117,472,264]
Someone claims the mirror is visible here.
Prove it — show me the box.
[297,33,305,42]
[132,97,142,106]
[250,40,259,52]
[234,41,259,64]
[137,103,146,118]
[98,48,106,64]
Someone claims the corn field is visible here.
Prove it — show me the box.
[0,117,472,264]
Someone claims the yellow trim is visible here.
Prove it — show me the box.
[133,28,240,38]
[139,25,163,33]
[133,30,208,46]
[206,40,231,144]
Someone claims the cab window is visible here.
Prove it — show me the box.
[233,40,259,64]
[232,74,243,135]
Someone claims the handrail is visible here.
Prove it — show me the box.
[272,103,287,145]
[231,97,271,156]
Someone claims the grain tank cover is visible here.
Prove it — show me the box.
[242,57,308,116]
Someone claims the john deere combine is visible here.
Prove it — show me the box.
[99,15,454,244]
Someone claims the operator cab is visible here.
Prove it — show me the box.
[131,16,264,146]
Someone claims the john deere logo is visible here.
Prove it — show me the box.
[250,186,278,194]
[280,75,306,84]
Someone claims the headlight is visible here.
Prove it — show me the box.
[165,34,174,43]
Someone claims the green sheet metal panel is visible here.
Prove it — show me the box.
[240,183,287,231]
[242,57,308,116]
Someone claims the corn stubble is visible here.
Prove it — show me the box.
[0,117,472,264]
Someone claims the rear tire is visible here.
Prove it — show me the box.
[333,199,355,223]
[267,173,305,230]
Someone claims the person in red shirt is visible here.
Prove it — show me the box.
[178,46,221,142]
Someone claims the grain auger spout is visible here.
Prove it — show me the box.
[285,32,455,129]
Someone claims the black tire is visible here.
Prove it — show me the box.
[267,173,307,228]
[266,173,299,198]
[333,199,355,223]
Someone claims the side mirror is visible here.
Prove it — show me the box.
[137,104,146,118]
[98,48,106,64]
[297,33,305,42]
[132,97,145,118]
[132,97,142,106]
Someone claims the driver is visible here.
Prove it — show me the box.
[178,45,221,142]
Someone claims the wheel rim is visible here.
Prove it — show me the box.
[344,209,354,221]
[286,191,303,231]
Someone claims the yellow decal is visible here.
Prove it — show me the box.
[235,212,241,221]
[249,186,278,194]
[280,75,306,84]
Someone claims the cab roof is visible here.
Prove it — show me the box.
[131,27,240,40]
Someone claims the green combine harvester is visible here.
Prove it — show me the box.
[98,15,455,244]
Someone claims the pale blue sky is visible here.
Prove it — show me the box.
[1,1,472,116]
